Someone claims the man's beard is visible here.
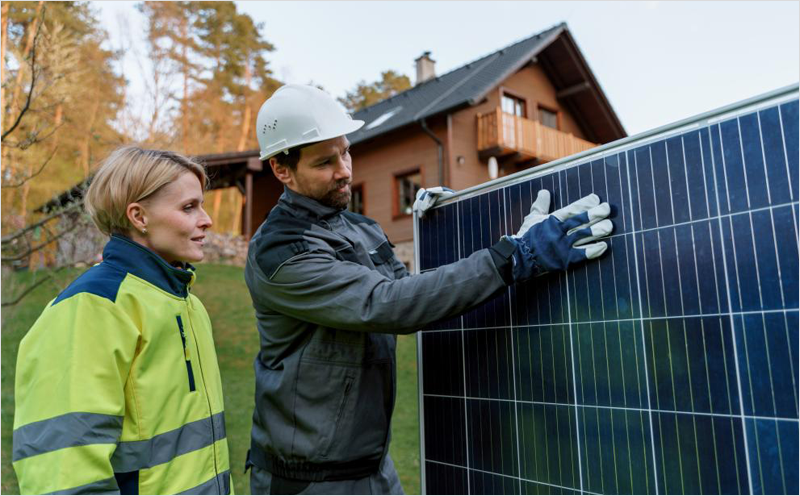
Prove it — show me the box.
[316,180,351,210]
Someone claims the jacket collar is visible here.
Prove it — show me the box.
[103,234,195,298]
[278,186,343,222]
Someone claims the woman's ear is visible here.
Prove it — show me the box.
[126,202,148,234]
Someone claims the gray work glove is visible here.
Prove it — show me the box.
[504,189,613,282]
[412,187,455,218]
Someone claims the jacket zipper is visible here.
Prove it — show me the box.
[175,316,196,392]
[185,300,222,493]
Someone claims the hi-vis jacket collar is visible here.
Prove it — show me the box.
[280,186,342,222]
[105,234,196,297]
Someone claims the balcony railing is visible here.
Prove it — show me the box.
[477,107,596,163]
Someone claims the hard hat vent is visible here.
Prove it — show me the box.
[264,119,278,132]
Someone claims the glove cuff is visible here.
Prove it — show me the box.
[488,236,517,285]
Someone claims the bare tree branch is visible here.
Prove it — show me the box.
[1,254,95,307]
[1,200,83,244]
[2,220,80,262]
[1,7,45,142]
[1,269,59,307]
[2,120,66,150]
[1,145,58,188]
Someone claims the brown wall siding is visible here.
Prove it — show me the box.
[448,83,501,191]
[350,121,445,243]
[447,63,590,190]
[499,63,588,138]
[250,171,285,230]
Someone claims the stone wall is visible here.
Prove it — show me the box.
[393,240,415,274]
[200,231,248,266]
[56,212,106,267]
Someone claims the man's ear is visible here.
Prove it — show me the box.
[269,157,293,186]
[126,202,148,234]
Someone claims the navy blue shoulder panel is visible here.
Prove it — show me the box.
[254,206,312,278]
[341,210,378,226]
[52,262,127,306]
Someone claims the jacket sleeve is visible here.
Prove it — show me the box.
[12,293,140,495]
[249,243,512,334]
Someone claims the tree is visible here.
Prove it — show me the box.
[339,70,411,112]
[134,2,203,150]
[2,2,125,310]
[183,2,280,232]
[2,1,283,310]
[2,2,125,218]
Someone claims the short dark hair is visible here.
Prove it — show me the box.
[272,145,302,170]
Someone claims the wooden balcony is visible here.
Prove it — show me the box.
[477,107,597,163]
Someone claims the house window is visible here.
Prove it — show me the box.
[502,94,526,117]
[395,170,421,216]
[539,106,558,129]
[348,184,365,214]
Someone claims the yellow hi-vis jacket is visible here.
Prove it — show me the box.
[13,235,232,495]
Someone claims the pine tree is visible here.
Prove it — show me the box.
[339,70,412,112]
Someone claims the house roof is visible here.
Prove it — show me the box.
[348,22,626,146]
[38,23,626,213]
[36,151,260,213]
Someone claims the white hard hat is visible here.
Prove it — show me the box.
[256,84,365,161]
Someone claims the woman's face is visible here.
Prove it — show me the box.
[136,172,212,265]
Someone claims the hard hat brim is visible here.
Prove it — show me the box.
[260,119,365,161]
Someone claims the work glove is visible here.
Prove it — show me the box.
[504,189,613,282]
[412,187,455,218]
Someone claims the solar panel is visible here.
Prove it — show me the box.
[414,85,799,495]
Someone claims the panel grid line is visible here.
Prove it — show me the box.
[419,307,800,334]
[426,459,601,495]
[421,394,800,422]
[710,121,755,495]
[627,147,660,494]
[559,169,587,495]
[662,138,690,494]
[458,199,470,496]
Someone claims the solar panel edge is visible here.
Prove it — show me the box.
[429,84,800,211]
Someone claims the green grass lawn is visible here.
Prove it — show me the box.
[1,264,420,494]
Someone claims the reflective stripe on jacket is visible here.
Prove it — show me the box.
[13,235,232,495]
[244,187,511,481]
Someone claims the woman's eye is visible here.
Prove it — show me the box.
[183,205,194,211]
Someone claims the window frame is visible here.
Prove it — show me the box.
[392,167,424,219]
[500,89,528,118]
[348,183,366,215]
[537,103,560,130]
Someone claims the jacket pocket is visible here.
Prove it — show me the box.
[320,375,355,459]
[175,316,196,392]
[369,239,403,279]
[368,240,394,265]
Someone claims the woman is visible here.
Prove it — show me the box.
[12,146,232,495]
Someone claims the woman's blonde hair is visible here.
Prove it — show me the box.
[85,146,208,236]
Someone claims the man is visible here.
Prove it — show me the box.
[244,84,613,494]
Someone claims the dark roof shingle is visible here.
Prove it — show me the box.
[348,23,565,145]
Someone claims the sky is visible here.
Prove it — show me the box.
[97,1,799,136]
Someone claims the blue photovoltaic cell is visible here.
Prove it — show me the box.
[416,93,799,495]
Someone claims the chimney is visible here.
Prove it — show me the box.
[415,51,436,85]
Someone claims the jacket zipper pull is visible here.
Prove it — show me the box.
[176,316,196,392]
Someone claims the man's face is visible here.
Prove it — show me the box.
[280,136,353,209]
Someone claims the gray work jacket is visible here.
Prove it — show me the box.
[244,187,514,481]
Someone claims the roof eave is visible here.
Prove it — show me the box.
[468,24,566,106]
[558,29,627,138]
